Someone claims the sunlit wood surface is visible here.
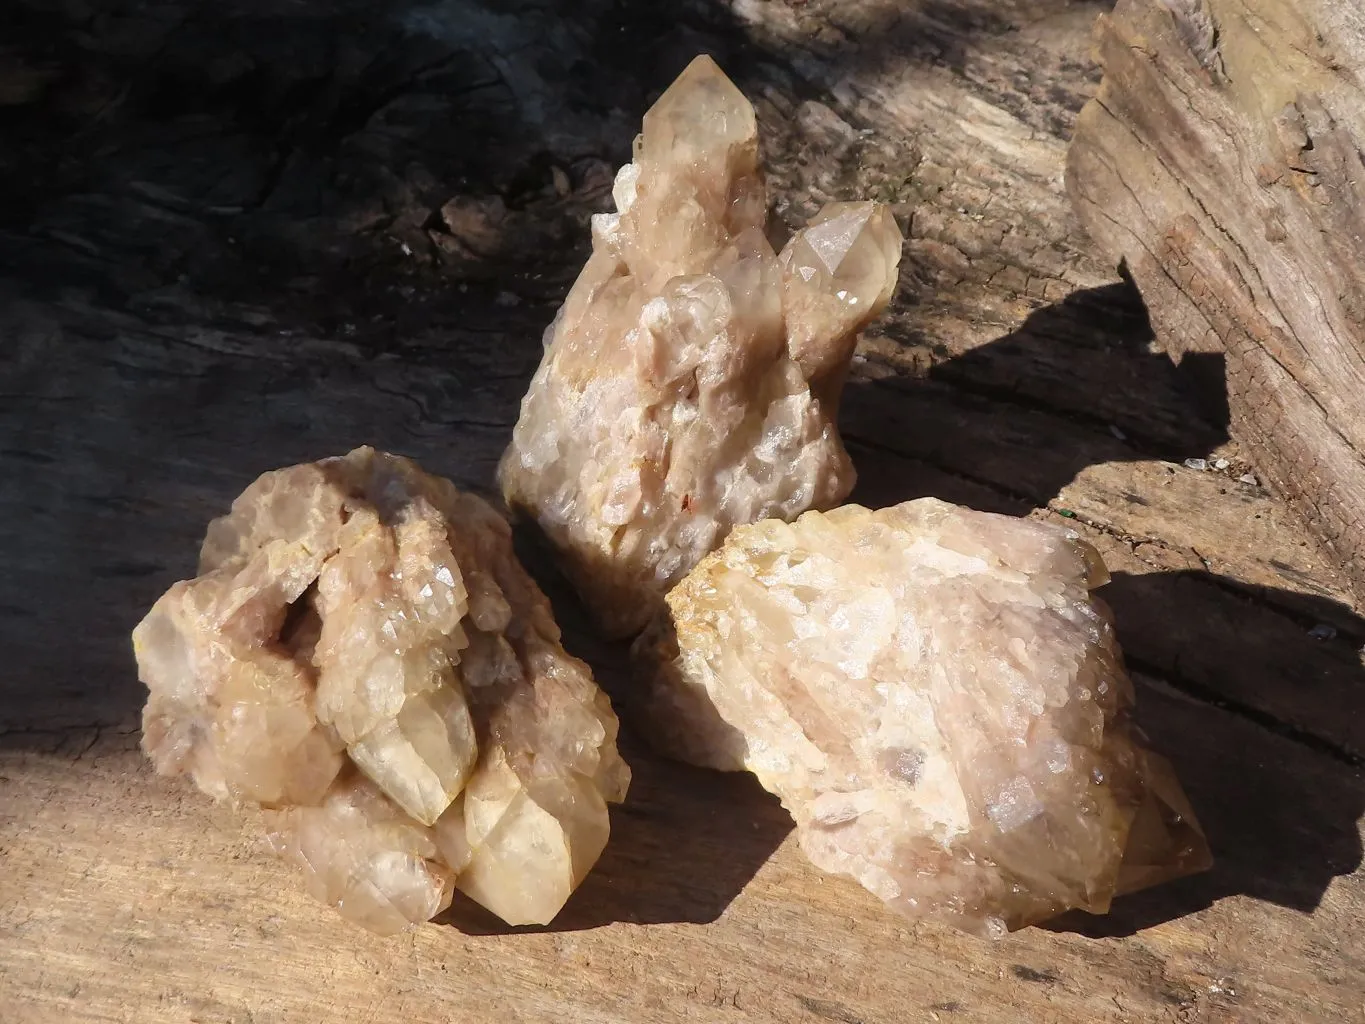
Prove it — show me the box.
[2,2,1362,1021]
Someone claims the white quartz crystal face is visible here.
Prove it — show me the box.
[498,55,902,638]
[657,499,1211,934]
[133,447,629,934]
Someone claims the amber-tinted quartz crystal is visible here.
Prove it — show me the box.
[133,448,629,934]
[499,55,902,638]
[653,499,1211,935]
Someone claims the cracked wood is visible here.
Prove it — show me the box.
[1067,0,1365,605]
[2,2,1363,1023]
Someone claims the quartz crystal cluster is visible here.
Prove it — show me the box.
[499,55,903,638]
[655,499,1211,934]
[131,53,1205,941]
[133,447,629,934]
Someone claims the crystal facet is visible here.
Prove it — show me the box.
[133,447,629,934]
[498,55,902,638]
[652,499,1211,934]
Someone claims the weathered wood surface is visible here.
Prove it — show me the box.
[1067,0,1365,605]
[2,2,1363,1022]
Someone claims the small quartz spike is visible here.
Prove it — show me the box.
[498,54,903,638]
[652,499,1211,935]
[133,447,629,934]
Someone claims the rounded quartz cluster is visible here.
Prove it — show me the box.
[133,447,629,934]
[498,55,903,638]
[656,499,1211,934]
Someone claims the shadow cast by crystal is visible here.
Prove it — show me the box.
[437,746,791,933]
[1045,573,1365,938]
[842,277,1231,518]
[432,526,792,933]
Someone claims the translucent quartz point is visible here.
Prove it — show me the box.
[498,54,902,638]
[133,447,629,934]
[655,499,1211,934]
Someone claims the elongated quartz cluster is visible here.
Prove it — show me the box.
[133,447,629,934]
[653,499,1211,934]
[498,55,903,638]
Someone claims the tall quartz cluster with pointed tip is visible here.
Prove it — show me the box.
[654,499,1211,935]
[498,55,903,638]
[133,447,629,935]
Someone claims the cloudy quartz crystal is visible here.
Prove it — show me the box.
[498,55,902,637]
[655,499,1211,934]
[132,448,629,934]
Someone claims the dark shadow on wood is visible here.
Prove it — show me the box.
[444,526,790,932]
[934,270,1231,451]
[1045,686,1365,934]
[0,0,1063,329]
[1043,571,1365,934]
[1045,610,1365,936]
[436,745,791,933]
[0,0,762,325]
[842,279,1231,515]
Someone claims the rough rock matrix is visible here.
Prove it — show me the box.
[656,499,1211,934]
[133,447,629,934]
[499,55,903,638]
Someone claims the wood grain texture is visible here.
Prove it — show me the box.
[1066,0,1365,604]
[2,2,1363,1022]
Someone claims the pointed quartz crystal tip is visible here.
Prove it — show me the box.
[652,499,1212,935]
[498,54,903,639]
[132,447,629,934]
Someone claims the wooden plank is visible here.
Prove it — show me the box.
[1067,0,1365,602]
[2,1,1363,1023]
[3,679,1362,1024]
